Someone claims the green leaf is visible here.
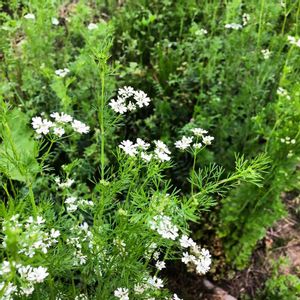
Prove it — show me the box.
[0,108,40,182]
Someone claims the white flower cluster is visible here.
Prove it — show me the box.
[0,254,49,297]
[119,138,171,162]
[3,215,60,258]
[52,17,59,25]
[280,136,296,144]
[288,35,300,48]
[66,222,93,266]
[55,68,70,77]
[114,288,129,300]
[18,265,49,284]
[109,86,151,114]
[277,87,291,100]
[24,13,35,20]
[224,23,243,30]
[242,13,250,26]
[261,49,271,60]
[175,127,214,150]
[31,112,90,137]
[149,214,179,240]
[64,196,94,213]
[55,177,74,189]
[180,235,211,275]
[195,28,208,36]
[0,282,17,300]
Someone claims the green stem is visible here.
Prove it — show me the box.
[100,71,105,181]
[257,0,265,48]
[28,184,37,216]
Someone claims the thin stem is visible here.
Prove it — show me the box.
[191,151,197,196]
[28,184,37,217]
[257,0,265,48]
[100,70,105,181]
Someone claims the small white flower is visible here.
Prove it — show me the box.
[224,23,243,30]
[24,13,35,20]
[88,23,98,30]
[109,97,128,114]
[50,112,73,123]
[133,90,151,107]
[195,28,207,36]
[288,35,300,48]
[55,68,70,78]
[242,13,250,26]
[155,260,166,270]
[72,120,90,134]
[141,152,153,162]
[191,128,208,137]
[118,86,135,98]
[277,87,291,100]
[179,235,196,248]
[52,17,59,25]
[173,294,182,300]
[119,140,138,157]
[53,127,65,137]
[175,136,193,150]
[50,229,60,239]
[261,49,271,60]
[136,138,150,150]
[134,283,147,294]
[127,101,136,111]
[147,276,164,289]
[32,116,53,135]
[114,287,129,300]
[27,266,49,283]
[21,284,34,296]
[193,143,202,149]
[202,135,214,145]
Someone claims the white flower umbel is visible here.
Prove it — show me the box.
[287,35,300,48]
[51,17,59,25]
[19,265,49,283]
[181,245,211,275]
[147,276,164,289]
[202,135,214,145]
[24,13,35,20]
[173,294,183,300]
[175,136,193,150]
[32,117,53,135]
[55,68,70,77]
[155,260,166,270]
[71,120,90,134]
[136,138,150,150]
[191,128,208,137]
[53,127,65,137]
[65,196,78,213]
[114,287,129,300]
[277,87,291,100]
[0,282,17,299]
[261,49,271,60]
[109,86,151,114]
[154,140,171,162]
[150,214,179,240]
[179,235,196,248]
[119,140,138,157]
[50,112,73,123]
[242,13,250,26]
[224,23,243,30]
[56,178,74,189]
